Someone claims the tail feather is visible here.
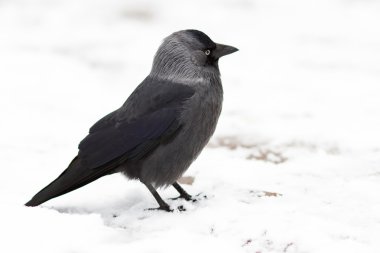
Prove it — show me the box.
[25,157,111,207]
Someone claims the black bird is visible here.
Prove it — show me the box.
[25,29,238,211]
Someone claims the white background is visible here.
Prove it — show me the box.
[1,0,380,252]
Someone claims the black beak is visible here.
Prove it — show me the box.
[213,43,238,59]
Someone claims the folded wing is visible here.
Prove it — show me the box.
[25,79,195,206]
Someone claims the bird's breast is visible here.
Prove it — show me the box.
[180,82,223,153]
[132,80,223,187]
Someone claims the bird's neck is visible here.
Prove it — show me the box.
[150,65,221,86]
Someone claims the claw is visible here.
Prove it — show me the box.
[145,205,173,212]
[195,193,208,200]
[170,194,194,202]
[170,193,207,202]
[145,204,187,212]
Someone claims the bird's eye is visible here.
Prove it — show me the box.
[204,49,211,56]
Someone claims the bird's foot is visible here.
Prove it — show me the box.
[170,192,195,202]
[170,192,208,202]
[194,193,208,200]
[145,204,188,212]
[145,204,173,212]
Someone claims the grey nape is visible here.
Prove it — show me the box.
[25,29,238,212]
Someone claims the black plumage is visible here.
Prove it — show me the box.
[25,30,237,211]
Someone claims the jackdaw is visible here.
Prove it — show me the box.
[25,29,238,211]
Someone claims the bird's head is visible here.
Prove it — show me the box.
[151,29,238,81]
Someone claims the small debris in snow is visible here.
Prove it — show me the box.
[178,176,195,185]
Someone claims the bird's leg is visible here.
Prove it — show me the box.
[172,182,194,201]
[144,183,172,212]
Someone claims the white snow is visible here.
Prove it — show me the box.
[1,0,380,252]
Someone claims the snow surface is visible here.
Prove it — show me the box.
[1,0,380,252]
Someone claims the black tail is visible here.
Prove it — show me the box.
[25,157,112,207]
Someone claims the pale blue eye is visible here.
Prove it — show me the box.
[204,49,211,56]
